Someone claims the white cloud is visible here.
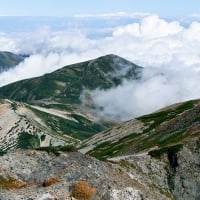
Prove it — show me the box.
[0,33,16,52]
[89,68,200,120]
[74,12,151,19]
[183,22,200,41]
[1,14,200,120]
[113,15,183,38]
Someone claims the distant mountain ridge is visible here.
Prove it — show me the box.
[0,51,25,72]
[0,54,142,103]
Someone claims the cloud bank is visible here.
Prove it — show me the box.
[1,14,200,120]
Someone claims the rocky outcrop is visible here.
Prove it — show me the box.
[0,149,175,200]
[108,187,143,200]
[170,139,200,200]
[0,137,199,199]
[115,138,200,200]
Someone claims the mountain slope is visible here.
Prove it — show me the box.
[81,99,200,159]
[0,51,25,72]
[80,99,200,200]
[0,54,142,103]
[0,54,142,153]
[0,150,172,200]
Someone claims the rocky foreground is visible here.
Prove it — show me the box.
[0,150,145,200]
[0,137,199,200]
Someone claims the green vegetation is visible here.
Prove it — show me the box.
[88,133,141,160]
[87,100,198,160]
[17,132,40,149]
[137,101,195,133]
[30,107,106,140]
[10,102,17,111]
[36,145,77,156]
[0,54,141,104]
[0,55,141,143]
[148,144,183,158]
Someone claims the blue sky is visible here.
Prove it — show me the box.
[0,0,200,17]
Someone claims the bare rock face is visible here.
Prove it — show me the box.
[170,139,200,200]
[108,187,143,200]
[0,138,199,199]
[117,138,200,200]
[0,150,143,200]
[0,149,173,200]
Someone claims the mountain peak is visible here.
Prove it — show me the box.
[0,54,142,103]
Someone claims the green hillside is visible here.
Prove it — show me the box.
[0,54,142,150]
[0,51,25,72]
[0,54,142,104]
[82,99,200,160]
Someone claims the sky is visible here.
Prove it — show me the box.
[0,0,200,17]
[1,1,200,121]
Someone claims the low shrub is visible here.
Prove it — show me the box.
[36,145,77,156]
[148,144,183,158]
[42,177,60,187]
[71,180,96,200]
[0,175,27,190]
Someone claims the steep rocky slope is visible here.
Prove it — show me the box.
[82,100,200,159]
[0,98,199,199]
[0,138,199,200]
[0,98,106,154]
[0,149,174,200]
[80,99,200,199]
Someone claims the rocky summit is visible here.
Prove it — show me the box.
[0,55,199,199]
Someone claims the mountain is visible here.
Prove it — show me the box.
[0,149,166,200]
[80,99,200,199]
[0,54,199,199]
[0,51,25,72]
[81,99,199,159]
[0,54,142,153]
[0,99,199,199]
[0,54,142,103]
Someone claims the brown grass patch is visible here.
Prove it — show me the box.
[71,180,96,200]
[0,175,27,190]
[42,177,60,187]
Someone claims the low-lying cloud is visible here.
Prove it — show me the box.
[1,14,200,120]
[89,67,200,121]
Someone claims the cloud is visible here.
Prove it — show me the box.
[74,12,151,19]
[0,52,102,86]
[1,14,200,120]
[113,15,183,38]
[0,33,16,52]
[89,67,200,121]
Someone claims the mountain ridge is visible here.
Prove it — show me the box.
[0,54,142,103]
[81,99,200,160]
[0,54,142,153]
